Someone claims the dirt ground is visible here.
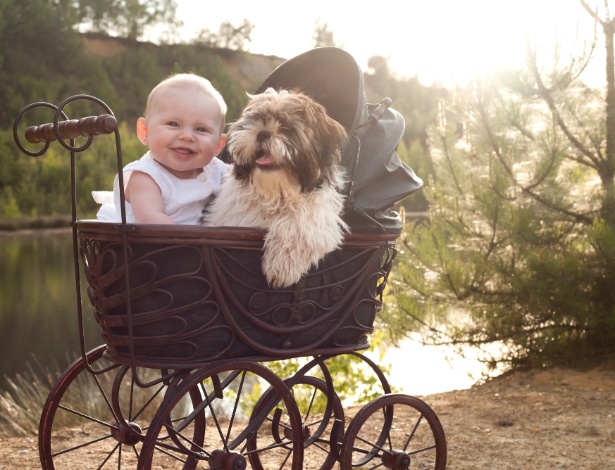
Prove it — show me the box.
[426,367,615,469]
[1,367,613,469]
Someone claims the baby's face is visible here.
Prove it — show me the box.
[142,86,226,179]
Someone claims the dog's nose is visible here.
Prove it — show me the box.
[257,130,271,142]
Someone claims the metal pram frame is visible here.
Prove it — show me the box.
[13,48,447,469]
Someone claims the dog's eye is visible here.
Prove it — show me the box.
[249,110,267,122]
[282,117,306,135]
[276,114,295,130]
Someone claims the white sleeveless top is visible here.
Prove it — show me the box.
[95,152,229,224]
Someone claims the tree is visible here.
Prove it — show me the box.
[74,0,180,41]
[192,19,254,52]
[387,0,615,371]
[313,20,337,48]
[0,0,84,127]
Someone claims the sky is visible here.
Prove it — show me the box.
[171,0,605,87]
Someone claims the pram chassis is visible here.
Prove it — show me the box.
[14,81,446,469]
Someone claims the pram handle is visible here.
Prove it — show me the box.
[354,97,393,137]
[367,97,392,125]
[25,114,117,144]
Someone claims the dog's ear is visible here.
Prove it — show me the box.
[318,114,348,161]
[325,115,348,147]
[307,99,348,149]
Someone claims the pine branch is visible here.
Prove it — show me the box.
[527,42,602,169]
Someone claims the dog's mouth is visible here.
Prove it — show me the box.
[254,151,277,168]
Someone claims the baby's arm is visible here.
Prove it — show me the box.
[126,171,175,224]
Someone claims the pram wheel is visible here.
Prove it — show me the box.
[137,360,304,469]
[39,345,200,469]
[340,394,447,470]
[248,374,345,470]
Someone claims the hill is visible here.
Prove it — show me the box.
[81,32,286,96]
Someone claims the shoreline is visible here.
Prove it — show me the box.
[0,226,72,237]
[0,215,73,234]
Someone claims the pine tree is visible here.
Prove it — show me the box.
[387,1,615,371]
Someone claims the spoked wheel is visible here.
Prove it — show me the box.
[341,394,447,470]
[38,345,197,469]
[246,352,392,470]
[138,360,304,469]
[248,374,345,470]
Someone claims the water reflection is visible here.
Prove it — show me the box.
[378,333,501,396]
[0,229,100,391]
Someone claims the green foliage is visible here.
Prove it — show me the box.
[0,190,20,218]
[0,124,142,220]
[75,0,180,40]
[265,345,393,411]
[394,63,615,371]
[151,43,250,119]
[0,0,84,127]
[192,20,254,52]
[1,0,442,226]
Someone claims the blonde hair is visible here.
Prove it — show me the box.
[144,73,227,131]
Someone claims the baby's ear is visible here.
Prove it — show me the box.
[215,134,227,156]
[136,117,148,145]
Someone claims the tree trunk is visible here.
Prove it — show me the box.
[602,19,615,220]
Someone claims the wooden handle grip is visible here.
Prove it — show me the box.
[25,114,117,143]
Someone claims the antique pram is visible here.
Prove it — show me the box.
[13,48,447,469]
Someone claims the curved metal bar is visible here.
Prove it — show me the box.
[12,96,131,378]
[12,101,62,157]
[349,351,392,394]
[53,94,116,152]
[57,96,128,379]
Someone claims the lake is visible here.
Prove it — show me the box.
[0,229,490,396]
[0,229,101,391]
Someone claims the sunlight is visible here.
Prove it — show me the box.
[379,334,509,396]
[173,0,600,86]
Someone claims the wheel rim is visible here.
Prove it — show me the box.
[38,345,197,469]
[248,374,345,470]
[138,361,305,469]
[341,394,447,470]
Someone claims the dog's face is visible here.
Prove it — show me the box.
[226,88,347,198]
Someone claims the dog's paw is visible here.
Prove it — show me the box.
[262,222,344,288]
[262,249,310,289]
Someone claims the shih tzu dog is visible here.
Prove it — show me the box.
[202,87,349,288]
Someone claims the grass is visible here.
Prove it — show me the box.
[0,354,163,438]
[0,357,60,437]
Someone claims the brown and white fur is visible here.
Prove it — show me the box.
[202,88,349,288]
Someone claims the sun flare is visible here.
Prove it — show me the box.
[173,0,601,87]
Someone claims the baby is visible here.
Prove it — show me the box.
[94,73,228,224]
